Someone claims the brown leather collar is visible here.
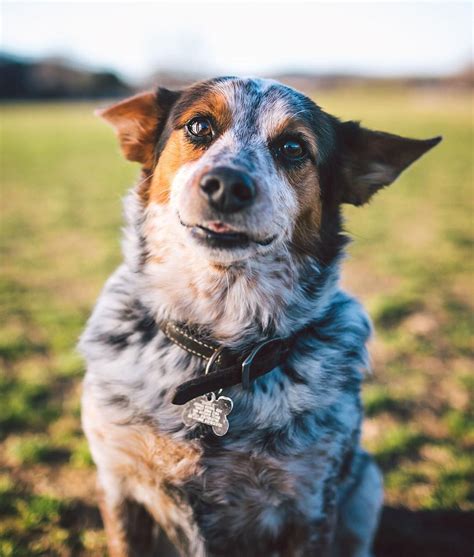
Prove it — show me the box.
[161,321,290,405]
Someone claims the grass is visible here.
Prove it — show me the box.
[0,87,473,555]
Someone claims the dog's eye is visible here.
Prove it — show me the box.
[187,117,213,139]
[279,139,306,161]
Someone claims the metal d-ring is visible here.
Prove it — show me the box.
[205,346,225,398]
[205,346,224,375]
[241,337,283,391]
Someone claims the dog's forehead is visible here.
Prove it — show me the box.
[175,76,316,135]
[214,76,303,110]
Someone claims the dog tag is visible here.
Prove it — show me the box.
[182,392,233,436]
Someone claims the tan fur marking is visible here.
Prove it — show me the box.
[83,400,201,527]
[115,427,202,552]
[147,89,232,205]
[210,263,229,273]
[291,166,323,256]
[118,426,200,484]
[148,130,202,204]
[175,89,232,130]
[267,114,323,255]
[270,117,319,160]
[96,485,130,557]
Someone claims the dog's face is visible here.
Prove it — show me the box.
[157,78,329,262]
[99,77,440,266]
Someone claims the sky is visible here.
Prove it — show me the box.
[2,1,472,83]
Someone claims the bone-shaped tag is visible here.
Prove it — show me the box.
[182,393,233,436]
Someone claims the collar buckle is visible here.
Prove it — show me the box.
[241,337,284,390]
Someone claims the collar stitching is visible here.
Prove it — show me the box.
[166,322,224,364]
[168,322,216,351]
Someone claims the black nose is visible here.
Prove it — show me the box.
[199,167,256,213]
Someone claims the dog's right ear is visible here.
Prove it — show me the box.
[96,88,181,167]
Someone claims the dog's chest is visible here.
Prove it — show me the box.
[83,377,353,555]
[81,272,371,552]
[81,271,369,456]
[84,328,362,499]
[86,331,357,445]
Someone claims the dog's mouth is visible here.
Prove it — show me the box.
[180,219,276,250]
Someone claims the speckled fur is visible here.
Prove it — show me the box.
[80,77,439,556]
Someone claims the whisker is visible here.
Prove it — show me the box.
[134,173,153,190]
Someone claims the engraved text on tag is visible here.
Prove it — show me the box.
[182,393,233,436]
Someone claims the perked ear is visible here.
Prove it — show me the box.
[96,88,180,167]
[338,121,442,206]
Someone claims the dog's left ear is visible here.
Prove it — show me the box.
[337,121,442,206]
[96,88,180,167]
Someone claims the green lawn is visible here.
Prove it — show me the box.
[1,88,473,556]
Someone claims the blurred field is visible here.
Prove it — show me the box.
[1,87,473,556]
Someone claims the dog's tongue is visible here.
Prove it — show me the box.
[206,222,235,233]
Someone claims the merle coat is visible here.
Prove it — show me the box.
[79,77,439,557]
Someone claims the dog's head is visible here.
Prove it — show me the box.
[98,77,440,266]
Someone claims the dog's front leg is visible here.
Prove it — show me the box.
[306,486,341,557]
[332,451,383,557]
[82,395,159,556]
[97,479,161,557]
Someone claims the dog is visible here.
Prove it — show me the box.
[79,76,440,557]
